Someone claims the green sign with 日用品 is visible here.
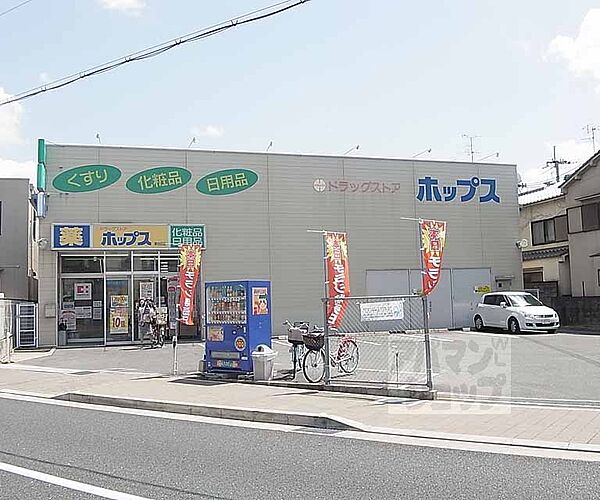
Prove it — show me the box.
[196,168,258,196]
[169,224,205,248]
[52,165,121,193]
[126,166,192,194]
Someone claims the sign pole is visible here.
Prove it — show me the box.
[417,220,434,390]
[308,229,333,385]
[321,233,331,385]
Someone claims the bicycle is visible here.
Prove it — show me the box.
[283,320,311,373]
[302,329,359,383]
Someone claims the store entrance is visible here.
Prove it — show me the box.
[106,278,132,343]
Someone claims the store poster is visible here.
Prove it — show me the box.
[93,300,103,308]
[139,282,154,300]
[324,232,350,329]
[420,220,447,296]
[110,295,128,308]
[93,308,103,320]
[252,288,269,315]
[63,301,75,310]
[178,245,202,326]
[74,283,92,300]
[60,310,77,331]
[75,306,93,319]
[109,308,129,334]
[207,326,224,342]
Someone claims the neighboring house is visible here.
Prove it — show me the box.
[519,184,571,298]
[0,178,38,301]
[561,150,600,297]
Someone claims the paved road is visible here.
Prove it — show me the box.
[1,397,599,499]
[19,330,600,402]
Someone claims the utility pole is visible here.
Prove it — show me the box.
[545,146,571,183]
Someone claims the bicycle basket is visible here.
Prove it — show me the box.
[302,332,324,351]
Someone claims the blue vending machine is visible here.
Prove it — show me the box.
[205,280,272,373]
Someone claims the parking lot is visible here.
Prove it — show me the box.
[15,329,600,403]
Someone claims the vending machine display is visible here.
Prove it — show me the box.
[205,280,271,373]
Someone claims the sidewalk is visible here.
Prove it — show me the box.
[1,364,600,453]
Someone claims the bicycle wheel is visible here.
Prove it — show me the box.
[303,349,326,383]
[338,339,359,374]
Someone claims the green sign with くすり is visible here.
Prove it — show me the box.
[196,169,258,196]
[52,165,121,193]
[126,166,192,194]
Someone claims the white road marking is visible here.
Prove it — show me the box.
[0,461,152,500]
[0,392,598,463]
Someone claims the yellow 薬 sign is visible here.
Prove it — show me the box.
[93,224,169,248]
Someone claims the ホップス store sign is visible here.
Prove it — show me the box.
[52,223,206,250]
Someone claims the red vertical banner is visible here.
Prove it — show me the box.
[325,232,350,328]
[420,220,447,296]
[178,244,202,325]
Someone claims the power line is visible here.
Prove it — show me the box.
[0,0,310,107]
[0,0,34,19]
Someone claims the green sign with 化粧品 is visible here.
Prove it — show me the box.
[169,224,205,248]
[52,165,121,193]
[196,168,258,196]
[126,166,192,194]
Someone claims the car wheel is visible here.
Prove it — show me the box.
[508,317,520,334]
[474,315,485,331]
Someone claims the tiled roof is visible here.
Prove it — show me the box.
[522,246,569,261]
[518,184,563,206]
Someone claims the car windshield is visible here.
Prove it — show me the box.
[508,294,543,307]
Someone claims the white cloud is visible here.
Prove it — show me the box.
[98,0,146,15]
[547,9,600,85]
[0,87,23,146]
[39,72,51,84]
[0,158,36,183]
[190,125,224,138]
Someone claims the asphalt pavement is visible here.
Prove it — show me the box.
[17,329,600,402]
[1,397,600,499]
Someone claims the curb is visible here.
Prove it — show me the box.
[52,392,600,455]
[54,392,357,431]
[247,379,436,400]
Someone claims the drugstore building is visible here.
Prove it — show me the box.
[36,141,522,347]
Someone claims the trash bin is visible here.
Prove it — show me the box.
[252,344,277,381]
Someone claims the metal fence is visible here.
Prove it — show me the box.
[321,295,432,387]
[0,299,38,362]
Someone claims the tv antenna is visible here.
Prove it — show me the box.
[266,141,273,152]
[187,137,196,148]
[95,133,101,144]
[462,134,479,163]
[584,125,597,153]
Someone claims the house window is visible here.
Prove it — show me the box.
[582,203,600,231]
[531,215,568,245]
[568,206,583,233]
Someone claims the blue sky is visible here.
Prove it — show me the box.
[1,0,600,187]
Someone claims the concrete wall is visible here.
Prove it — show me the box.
[0,179,32,300]
[38,144,523,345]
[549,296,600,325]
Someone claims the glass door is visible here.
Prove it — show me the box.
[60,277,104,346]
[106,277,132,343]
[133,276,159,341]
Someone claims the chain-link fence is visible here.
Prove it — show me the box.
[320,295,432,387]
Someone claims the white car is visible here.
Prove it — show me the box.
[473,292,560,334]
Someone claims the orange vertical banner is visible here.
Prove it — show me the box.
[420,220,447,296]
[178,244,202,325]
[325,232,350,328]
